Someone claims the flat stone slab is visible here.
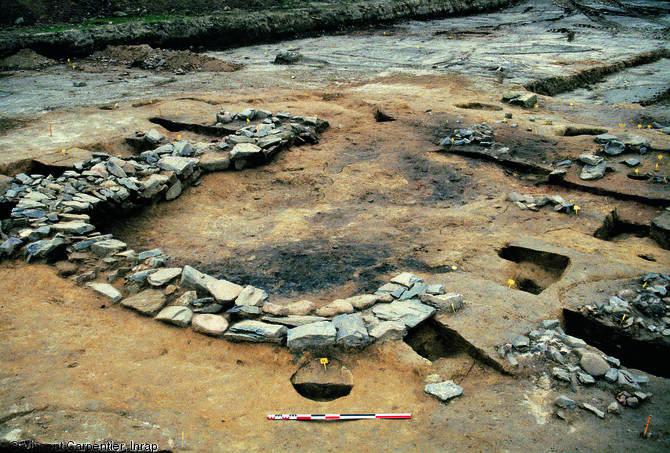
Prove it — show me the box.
[50,221,95,235]
[148,267,182,287]
[224,320,287,343]
[372,300,436,328]
[206,278,244,303]
[287,321,337,352]
[235,285,268,307]
[157,156,198,177]
[90,239,127,257]
[424,381,463,402]
[86,282,122,303]
[261,315,329,327]
[369,321,407,341]
[192,314,229,337]
[155,306,193,327]
[121,289,166,315]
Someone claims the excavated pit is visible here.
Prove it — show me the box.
[404,318,465,361]
[498,245,570,295]
[290,358,354,401]
[563,308,670,378]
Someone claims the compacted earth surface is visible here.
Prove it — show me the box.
[0,1,669,452]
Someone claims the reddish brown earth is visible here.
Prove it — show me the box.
[1,54,669,451]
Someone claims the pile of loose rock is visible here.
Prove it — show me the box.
[499,318,653,419]
[506,192,579,213]
[438,123,495,147]
[0,108,468,356]
[578,273,670,335]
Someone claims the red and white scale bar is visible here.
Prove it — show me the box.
[268,413,411,421]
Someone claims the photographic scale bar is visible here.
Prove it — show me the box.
[268,413,412,421]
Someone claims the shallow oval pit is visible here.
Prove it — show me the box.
[290,358,354,401]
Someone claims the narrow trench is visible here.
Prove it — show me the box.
[563,308,670,378]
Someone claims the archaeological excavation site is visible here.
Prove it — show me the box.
[0,0,669,451]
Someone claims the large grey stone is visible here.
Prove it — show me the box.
[25,237,65,260]
[158,156,198,177]
[580,161,607,180]
[144,129,163,144]
[90,239,127,257]
[286,321,337,352]
[230,143,262,160]
[332,314,370,348]
[390,272,423,287]
[87,282,122,303]
[578,154,604,166]
[50,221,95,235]
[155,306,193,327]
[235,285,268,307]
[285,300,316,316]
[199,152,230,172]
[345,294,379,310]
[424,381,463,402]
[206,278,244,303]
[192,314,229,337]
[509,93,537,109]
[580,353,611,377]
[148,267,182,287]
[372,300,436,328]
[419,293,464,312]
[369,321,407,341]
[554,395,576,409]
[260,315,329,327]
[0,237,22,256]
[224,320,287,343]
[121,289,166,315]
[165,180,182,201]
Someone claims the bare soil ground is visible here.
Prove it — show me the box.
[1,22,669,453]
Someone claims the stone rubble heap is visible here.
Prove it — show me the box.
[499,317,653,420]
[506,192,579,214]
[578,273,670,335]
[438,123,494,148]
[584,133,667,183]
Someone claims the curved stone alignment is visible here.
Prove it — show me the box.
[0,108,466,355]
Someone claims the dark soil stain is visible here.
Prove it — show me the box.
[400,153,474,206]
[196,239,396,298]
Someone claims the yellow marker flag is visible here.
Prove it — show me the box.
[508,279,515,289]
[320,358,328,371]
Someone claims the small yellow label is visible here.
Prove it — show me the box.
[508,279,515,289]
[320,358,328,371]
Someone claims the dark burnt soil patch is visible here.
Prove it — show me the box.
[399,153,475,207]
[195,239,395,299]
